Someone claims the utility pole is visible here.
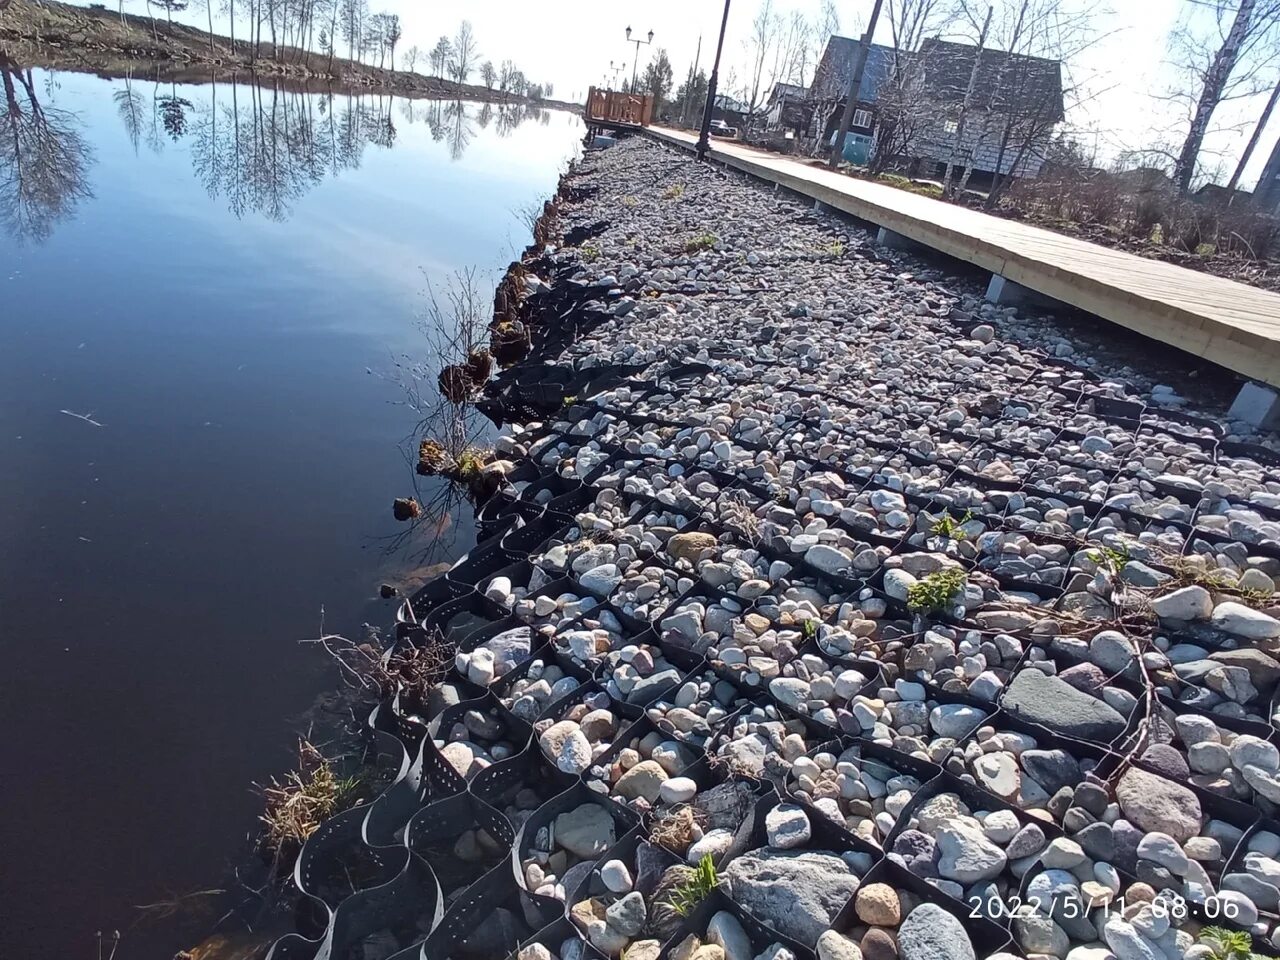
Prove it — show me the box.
[827,0,886,169]
[697,0,732,161]
[1227,74,1280,201]
[684,34,702,127]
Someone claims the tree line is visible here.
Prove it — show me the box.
[112,1,553,101]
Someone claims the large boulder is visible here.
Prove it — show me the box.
[721,849,860,945]
[1115,768,1202,843]
[897,903,976,960]
[1002,668,1127,742]
[554,802,616,857]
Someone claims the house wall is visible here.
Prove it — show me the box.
[894,111,1051,178]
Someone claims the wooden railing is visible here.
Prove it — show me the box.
[585,87,654,127]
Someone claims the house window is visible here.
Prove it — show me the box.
[852,108,872,129]
[944,120,959,134]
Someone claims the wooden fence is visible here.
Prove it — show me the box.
[584,87,654,128]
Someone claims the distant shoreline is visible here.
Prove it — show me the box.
[0,0,580,111]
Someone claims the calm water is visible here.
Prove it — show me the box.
[0,62,581,959]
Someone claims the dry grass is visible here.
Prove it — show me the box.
[649,805,703,856]
[258,740,364,875]
[301,629,452,700]
[720,497,762,545]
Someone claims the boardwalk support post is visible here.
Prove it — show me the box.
[984,273,1059,309]
[876,227,922,251]
[1228,382,1280,429]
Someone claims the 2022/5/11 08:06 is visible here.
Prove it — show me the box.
[967,892,1241,921]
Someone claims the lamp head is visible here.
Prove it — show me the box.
[647,30,654,43]
[626,25,632,40]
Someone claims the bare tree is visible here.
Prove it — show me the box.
[480,60,496,89]
[405,44,421,74]
[741,0,781,127]
[498,59,518,96]
[429,36,452,78]
[943,3,992,197]
[449,20,479,84]
[384,13,401,71]
[220,0,237,55]
[1227,73,1280,194]
[1164,0,1280,193]
[865,0,950,173]
[339,0,366,64]
[193,0,215,54]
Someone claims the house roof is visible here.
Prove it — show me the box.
[713,93,748,113]
[917,38,1064,123]
[769,81,806,102]
[808,36,899,103]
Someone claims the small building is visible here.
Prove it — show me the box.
[907,38,1064,184]
[712,93,748,130]
[808,37,898,141]
[806,35,1064,185]
[764,81,809,130]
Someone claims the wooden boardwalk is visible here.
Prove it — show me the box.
[648,126,1280,390]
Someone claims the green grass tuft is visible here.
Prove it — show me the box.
[930,509,974,541]
[1198,926,1254,960]
[907,568,967,614]
[684,232,718,253]
[672,854,719,917]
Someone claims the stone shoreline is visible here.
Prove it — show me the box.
[269,134,1280,960]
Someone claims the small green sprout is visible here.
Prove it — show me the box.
[930,509,974,541]
[1087,543,1131,571]
[1198,927,1255,960]
[906,568,967,614]
[671,854,720,917]
[684,232,718,253]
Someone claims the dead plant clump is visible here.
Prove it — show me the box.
[258,740,364,874]
[392,497,421,521]
[649,805,704,856]
[464,347,494,384]
[417,439,451,476]
[490,320,531,366]
[437,364,471,404]
[304,628,453,702]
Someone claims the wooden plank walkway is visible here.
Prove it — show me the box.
[648,125,1280,389]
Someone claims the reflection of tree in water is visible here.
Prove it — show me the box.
[113,73,146,154]
[106,75,553,221]
[186,80,399,221]
[443,100,474,162]
[157,83,194,141]
[0,55,94,244]
[494,101,546,139]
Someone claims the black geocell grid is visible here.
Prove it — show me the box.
[264,358,1280,960]
[265,184,1280,960]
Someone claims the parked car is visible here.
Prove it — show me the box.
[710,120,736,138]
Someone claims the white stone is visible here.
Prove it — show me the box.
[1211,602,1280,639]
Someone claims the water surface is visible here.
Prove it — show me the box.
[0,62,581,959]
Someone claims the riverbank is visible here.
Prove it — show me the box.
[0,0,578,109]
[265,134,1280,960]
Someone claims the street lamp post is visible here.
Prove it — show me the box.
[625,25,654,92]
[608,60,624,90]
[696,0,731,161]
